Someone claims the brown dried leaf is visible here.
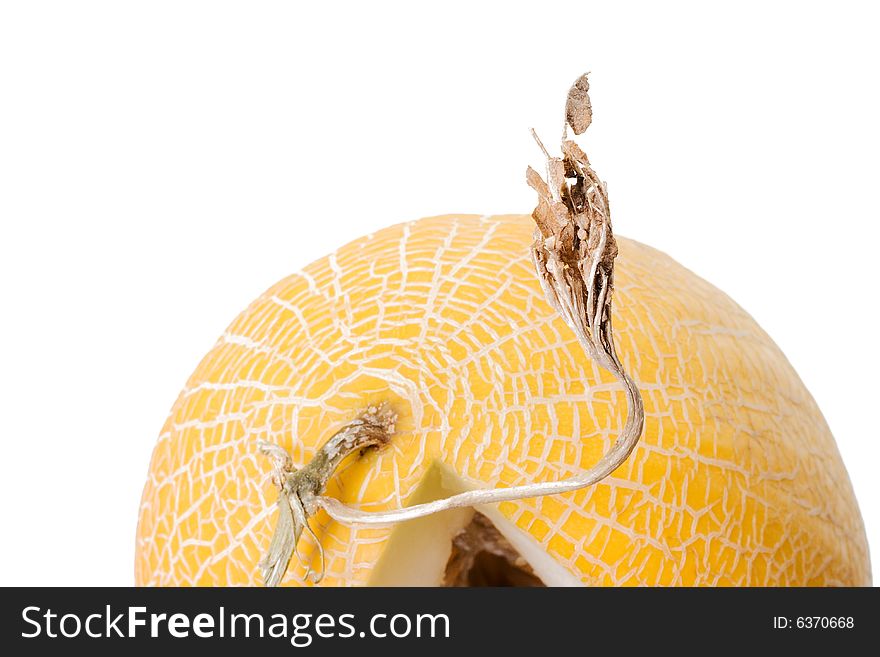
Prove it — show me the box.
[547,158,567,199]
[562,139,589,166]
[525,166,550,199]
[565,73,592,135]
[531,198,556,238]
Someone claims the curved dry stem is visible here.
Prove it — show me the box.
[316,72,644,526]
[258,72,645,583]
[318,371,642,525]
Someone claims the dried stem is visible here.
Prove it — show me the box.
[258,73,645,584]
[257,404,396,586]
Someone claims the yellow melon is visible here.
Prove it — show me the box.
[135,213,870,586]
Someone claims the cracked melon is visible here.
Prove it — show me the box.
[135,213,870,586]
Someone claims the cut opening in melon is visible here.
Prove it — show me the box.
[367,464,582,587]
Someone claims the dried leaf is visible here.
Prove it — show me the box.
[565,73,592,135]
[547,157,567,200]
[562,139,589,166]
[526,166,550,199]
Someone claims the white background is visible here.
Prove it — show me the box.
[1,1,877,586]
